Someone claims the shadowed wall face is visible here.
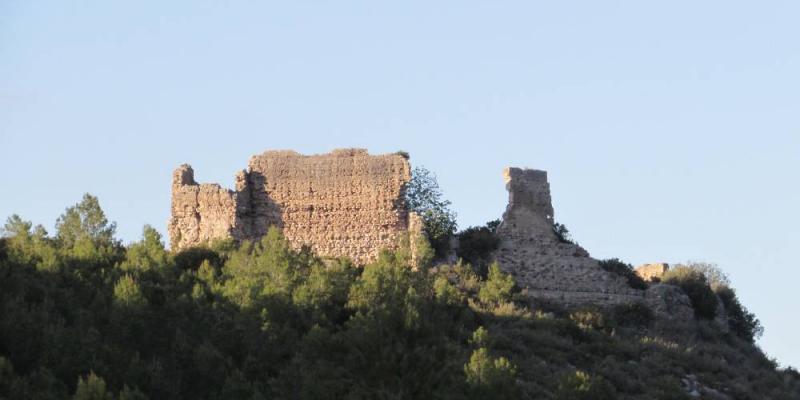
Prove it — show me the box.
[168,149,416,265]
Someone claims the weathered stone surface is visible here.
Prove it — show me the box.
[494,167,645,306]
[714,296,730,333]
[168,165,239,248]
[168,149,419,265]
[635,263,670,282]
[645,284,695,322]
[169,154,704,320]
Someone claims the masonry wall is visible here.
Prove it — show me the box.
[169,165,240,249]
[168,149,417,265]
[494,167,645,306]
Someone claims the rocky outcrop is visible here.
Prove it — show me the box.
[494,168,645,306]
[168,149,420,265]
[645,283,695,322]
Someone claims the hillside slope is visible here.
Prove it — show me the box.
[1,197,798,399]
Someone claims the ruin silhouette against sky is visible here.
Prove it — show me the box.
[1,1,798,368]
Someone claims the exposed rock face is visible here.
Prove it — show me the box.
[645,283,695,322]
[636,263,670,282]
[168,149,419,265]
[713,297,730,334]
[494,168,644,306]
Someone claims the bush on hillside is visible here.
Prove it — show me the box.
[598,258,648,290]
[662,266,718,320]
[456,221,500,275]
[715,285,763,342]
[463,328,519,399]
[553,222,574,244]
[673,261,762,342]
[478,263,515,306]
[555,370,617,400]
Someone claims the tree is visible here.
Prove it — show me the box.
[73,372,113,400]
[556,370,616,400]
[674,261,762,340]
[113,274,145,307]
[464,348,516,386]
[478,263,515,305]
[56,194,116,248]
[2,215,59,270]
[221,227,299,307]
[405,166,457,259]
[463,328,518,399]
[676,261,730,290]
[662,266,718,320]
[456,221,500,274]
[1,214,32,239]
[119,225,170,271]
[715,285,763,342]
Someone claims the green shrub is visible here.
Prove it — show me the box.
[478,263,515,305]
[662,266,718,320]
[715,285,763,342]
[463,328,519,399]
[74,372,113,400]
[555,370,617,400]
[677,261,730,289]
[569,308,615,332]
[456,222,500,274]
[119,225,171,272]
[598,258,648,290]
[113,275,145,308]
[553,223,573,244]
[464,348,516,387]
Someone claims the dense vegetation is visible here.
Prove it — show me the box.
[0,195,797,399]
[455,220,500,277]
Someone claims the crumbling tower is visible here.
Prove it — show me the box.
[494,168,644,305]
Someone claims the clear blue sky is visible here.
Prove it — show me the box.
[2,1,798,368]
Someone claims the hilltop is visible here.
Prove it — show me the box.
[0,151,797,399]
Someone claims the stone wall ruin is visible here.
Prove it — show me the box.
[494,167,646,306]
[168,149,693,313]
[168,149,419,265]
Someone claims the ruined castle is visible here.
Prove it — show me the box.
[169,149,421,265]
[168,149,688,310]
